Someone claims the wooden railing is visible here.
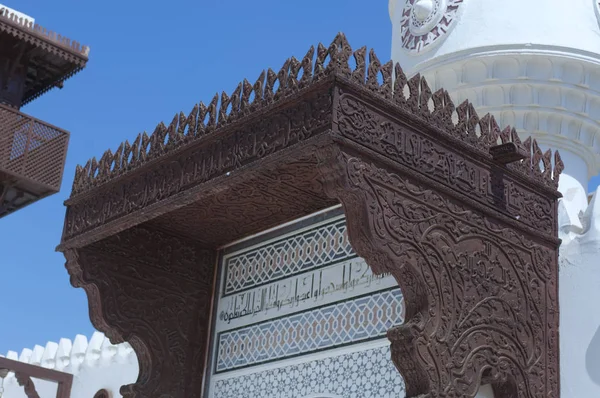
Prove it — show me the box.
[0,356,73,398]
[0,103,69,192]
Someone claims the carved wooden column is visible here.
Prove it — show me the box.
[64,226,215,398]
[318,142,560,398]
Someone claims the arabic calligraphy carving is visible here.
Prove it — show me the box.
[219,257,394,326]
[223,218,353,296]
[62,89,333,241]
[64,226,215,398]
[336,91,556,235]
[68,33,561,198]
[213,214,403,373]
[317,148,559,398]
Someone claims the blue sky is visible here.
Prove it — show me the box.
[0,0,394,355]
[1,0,599,355]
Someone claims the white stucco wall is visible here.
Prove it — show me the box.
[1,332,138,398]
[559,191,600,397]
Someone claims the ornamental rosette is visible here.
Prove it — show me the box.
[399,0,464,54]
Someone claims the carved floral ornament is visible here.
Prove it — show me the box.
[60,33,564,249]
[399,0,464,54]
[60,33,562,398]
[66,33,562,206]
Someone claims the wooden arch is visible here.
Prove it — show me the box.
[58,34,562,398]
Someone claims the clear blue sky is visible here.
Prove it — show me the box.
[1,0,599,355]
[0,0,395,355]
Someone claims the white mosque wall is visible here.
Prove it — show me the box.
[390,2,600,396]
[1,332,138,398]
[558,190,600,397]
[408,53,600,184]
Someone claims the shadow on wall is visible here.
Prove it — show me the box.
[586,325,600,386]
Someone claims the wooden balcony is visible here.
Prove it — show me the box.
[0,103,69,218]
[0,356,73,397]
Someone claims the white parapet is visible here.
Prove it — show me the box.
[1,332,138,398]
[0,4,34,26]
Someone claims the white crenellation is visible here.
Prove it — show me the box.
[40,341,58,369]
[0,3,35,25]
[55,338,72,371]
[18,348,32,364]
[1,332,138,398]
[30,345,44,367]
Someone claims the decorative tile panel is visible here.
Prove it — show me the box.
[216,256,397,333]
[212,345,406,398]
[216,289,404,372]
[224,218,353,295]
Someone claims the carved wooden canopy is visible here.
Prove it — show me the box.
[58,33,562,398]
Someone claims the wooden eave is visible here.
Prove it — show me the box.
[57,34,564,251]
[0,16,88,104]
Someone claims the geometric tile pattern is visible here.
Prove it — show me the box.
[216,289,404,372]
[212,345,406,398]
[224,219,353,295]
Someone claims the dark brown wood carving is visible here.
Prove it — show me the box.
[93,388,110,398]
[65,227,215,397]
[14,372,40,398]
[0,356,73,398]
[58,34,562,398]
[318,142,559,397]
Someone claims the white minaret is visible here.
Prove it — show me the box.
[389,0,600,396]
